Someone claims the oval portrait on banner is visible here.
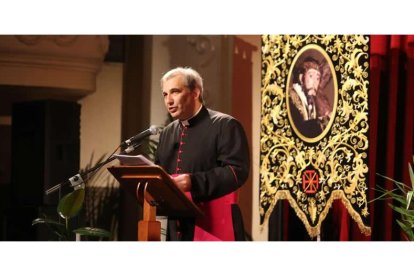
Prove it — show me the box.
[286,44,337,143]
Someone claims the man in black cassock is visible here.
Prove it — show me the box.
[155,67,250,241]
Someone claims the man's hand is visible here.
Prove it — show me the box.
[171,174,192,192]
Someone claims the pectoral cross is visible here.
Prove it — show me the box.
[307,95,316,119]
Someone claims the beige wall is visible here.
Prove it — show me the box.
[150,35,171,128]
[78,62,123,183]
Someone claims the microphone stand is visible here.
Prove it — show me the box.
[45,142,142,196]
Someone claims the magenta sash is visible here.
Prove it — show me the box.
[185,191,237,241]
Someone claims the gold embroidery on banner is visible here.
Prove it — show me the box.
[260,35,371,238]
[290,88,307,120]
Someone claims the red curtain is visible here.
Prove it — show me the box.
[335,35,414,241]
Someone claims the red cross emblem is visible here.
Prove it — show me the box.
[302,170,319,194]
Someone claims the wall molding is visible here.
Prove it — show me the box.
[0,35,108,97]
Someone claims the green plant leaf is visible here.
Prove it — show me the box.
[409,160,414,190]
[32,218,68,240]
[369,186,405,204]
[32,217,63,227]
[73,227,111,238]
[388,204,414,217]
[376,172,406,186]
[58,188,85,220]
[392,195,408,206]
[374,157,414,241]
[407,191,413,210]
[404,158,413,209]
[396,219,414,241]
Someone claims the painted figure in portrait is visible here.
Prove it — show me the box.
[288,47,335,140]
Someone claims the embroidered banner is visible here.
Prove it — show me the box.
[260,35,371,238]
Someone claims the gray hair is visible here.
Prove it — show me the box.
[161,67,204,103]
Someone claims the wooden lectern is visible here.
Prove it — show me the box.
[108,165,203,241]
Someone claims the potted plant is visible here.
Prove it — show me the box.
[32,154,112,241]
[375,155,414,240]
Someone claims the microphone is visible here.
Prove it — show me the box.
[45,173,85,195]
[121,125,160,147]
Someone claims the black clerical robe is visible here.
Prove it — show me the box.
[289,87,323,138]
[155,106,250,240]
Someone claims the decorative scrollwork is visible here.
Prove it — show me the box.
[186,35,216,67]
[260,35,371,238]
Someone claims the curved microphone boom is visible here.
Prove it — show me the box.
[121,125,160,147]
[46,125,161,196]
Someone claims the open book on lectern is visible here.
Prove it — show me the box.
[113,154,155,166]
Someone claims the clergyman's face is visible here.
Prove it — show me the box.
[303,68,321,93]
[162,75,200,121]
